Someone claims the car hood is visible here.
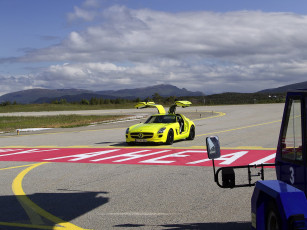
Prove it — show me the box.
[129,123,170,133]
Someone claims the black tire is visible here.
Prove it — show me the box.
[266,201,281,230]
[166,129,174,145]
[187,125,195,140]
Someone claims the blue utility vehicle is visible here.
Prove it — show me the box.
[206,90,307,230]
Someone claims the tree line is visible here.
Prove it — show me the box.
[50,92,286,105]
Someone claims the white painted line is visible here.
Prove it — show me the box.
[16,128,53,132]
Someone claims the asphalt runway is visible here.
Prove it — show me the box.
[0,103,284,230]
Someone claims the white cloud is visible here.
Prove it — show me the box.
[67,6,96,22]
[0,75,36,96]
[2,3,307,95]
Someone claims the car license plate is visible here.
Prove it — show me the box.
[135,139,147,143]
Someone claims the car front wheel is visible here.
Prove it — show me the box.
[166,129,174,145]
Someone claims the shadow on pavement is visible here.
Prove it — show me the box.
[0,191,108,229]
[115,221,251,230]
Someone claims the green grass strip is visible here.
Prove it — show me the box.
[0,103,135,113]
[0,115,128,132]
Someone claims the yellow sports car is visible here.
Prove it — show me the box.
[125,101,195,145]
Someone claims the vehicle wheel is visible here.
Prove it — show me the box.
[166,129,174,145]
[187,125,195,140]
[266,201,281,230]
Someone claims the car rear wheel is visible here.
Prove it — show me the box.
[187,125,195,140]
[166,129,174,145]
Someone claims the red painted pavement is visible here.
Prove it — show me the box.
[0,148,276,167]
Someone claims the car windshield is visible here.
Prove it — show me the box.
[145,115,176,124]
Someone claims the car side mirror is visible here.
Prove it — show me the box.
[206,136,221,159]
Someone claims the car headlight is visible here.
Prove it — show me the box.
[126,128,129,134]
[158,127,166,134]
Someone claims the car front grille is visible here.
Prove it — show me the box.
[130,132,154,139]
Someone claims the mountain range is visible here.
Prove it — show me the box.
[258,81,307,93]
[1,80,307,104]
[0,84,204,104]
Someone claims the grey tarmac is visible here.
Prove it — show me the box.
[0,103,283,230]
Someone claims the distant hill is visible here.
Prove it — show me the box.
[34,93,119,104]
[0,84,204,104]
[258,81,307,93]
[0,89,92,104]
[96,84,204,98]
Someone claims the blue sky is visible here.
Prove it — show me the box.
[1,0,307,95]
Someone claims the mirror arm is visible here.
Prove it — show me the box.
[260,164,264,180]
[248,165,252,186]
[214,163,276,188]
[212,159,217,182]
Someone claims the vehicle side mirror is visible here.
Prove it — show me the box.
[206,136,221,159]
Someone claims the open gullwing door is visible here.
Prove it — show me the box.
[135,102,166,114]
[168,101,192,114]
